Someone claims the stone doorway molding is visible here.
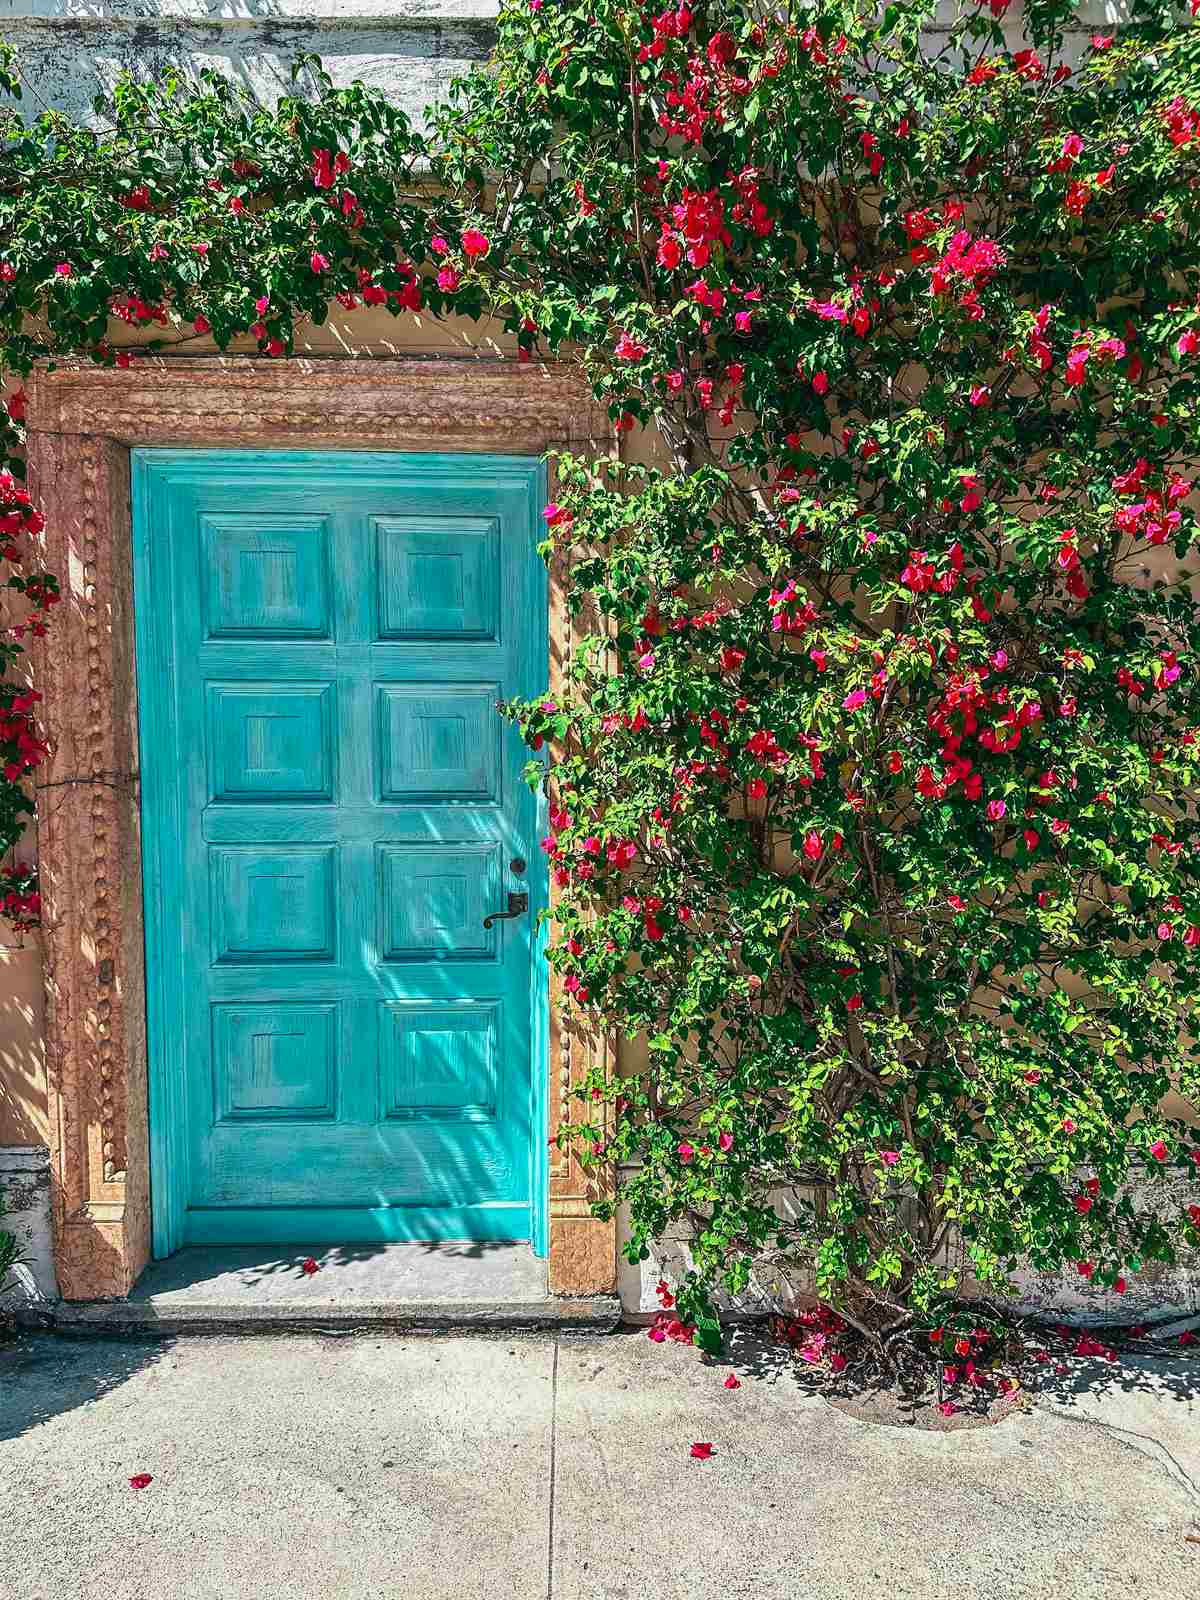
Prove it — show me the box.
[26,355,617,1302]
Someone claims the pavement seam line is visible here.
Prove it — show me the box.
[546,1333,559,1600]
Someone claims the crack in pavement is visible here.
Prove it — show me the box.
[1044,1403,1200,1513]
[546,1334,559,1600]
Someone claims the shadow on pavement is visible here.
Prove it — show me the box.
[0,1332,171,1444]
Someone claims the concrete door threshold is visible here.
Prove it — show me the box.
[33,1244,622,1335]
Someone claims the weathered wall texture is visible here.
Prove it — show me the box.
[0,0,1125,132]
[0,0,498,130]
[0,1144,58,1302]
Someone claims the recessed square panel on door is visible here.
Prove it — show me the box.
[375,516,500,640]
[377,843,499,962]
[210,846,337,963]
[379,1002,500,1121]
[213,1003,337,1122]
[376,685,501,804]
[202,514,332,638]
[207,683,335,802]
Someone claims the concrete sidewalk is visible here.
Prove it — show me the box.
[1,1329,1197,1600]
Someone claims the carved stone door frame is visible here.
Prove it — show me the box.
[26,355,616,1301]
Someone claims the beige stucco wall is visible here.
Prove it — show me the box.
[0,932,46,1144]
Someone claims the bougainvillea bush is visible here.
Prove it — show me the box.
[429,0,1200,1342]
[3,0,1200,1346]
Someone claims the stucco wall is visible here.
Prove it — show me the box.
[0,0,1126,133]
[0,1144,58,1302]
[0,0,497,130]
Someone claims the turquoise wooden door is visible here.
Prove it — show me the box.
[132,450,548,1254]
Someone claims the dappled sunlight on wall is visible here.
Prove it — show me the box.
[0,935,47,1144]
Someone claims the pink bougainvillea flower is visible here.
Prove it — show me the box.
[718,1132,734,1153]
[937,1402,958,1417]
[310,252,330,274]
[1149,1139,1169,1162]
[723,1374,741,1390]
[129,1473,154,1490]
[54,262,71,277]
[690,1442,715,1459]
[1062,1117,1077,1134]
[461,228,490,258]
[677,1141,695,1164]
[301,1256,320,1276]
[880,1150,900,1167]
[613,331,647,361]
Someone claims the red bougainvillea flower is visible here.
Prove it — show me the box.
[1149,1139,1169,1161]
[723,1374,741,1389]
[461,228,490,258]
[129,1473,154,1490]
[938,1402,958,1417]
[301,1256,320,1276]
[690,1442,716,1459]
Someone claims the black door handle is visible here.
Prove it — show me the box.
[483,891,529,929]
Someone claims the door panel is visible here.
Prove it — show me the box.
[133,450,547,1251]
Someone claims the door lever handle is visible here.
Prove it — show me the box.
[483,891,529,929]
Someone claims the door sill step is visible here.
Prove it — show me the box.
[25,1244,621,1336]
